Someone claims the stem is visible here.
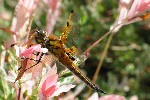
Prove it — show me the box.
[83,22,122,58]
[86,32,114,98]
[83,30,111,57]
[0,49,7,75]
[26,16,33,42]
[18,87,21,100]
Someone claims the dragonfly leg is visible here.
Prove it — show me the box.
[18,57,42,70]
[25,52,46,71]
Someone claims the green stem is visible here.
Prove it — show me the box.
[86,32,114,98]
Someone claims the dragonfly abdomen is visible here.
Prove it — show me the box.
[69,64,105,93]
[59,54,105,94]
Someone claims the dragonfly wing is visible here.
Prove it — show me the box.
[61,10,80,48]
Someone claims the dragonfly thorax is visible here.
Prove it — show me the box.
[34,30,47,47]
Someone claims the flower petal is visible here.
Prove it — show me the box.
[20,44,48,57]
[88,92,99,100]
[38,65,58,99]
[99,94,125,100]
[43,0,61,34]
[49,84,76,98]
[42,74,59,97]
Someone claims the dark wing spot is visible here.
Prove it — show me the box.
[71,10,74,13]
[67,21,69,26]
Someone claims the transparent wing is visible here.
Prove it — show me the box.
[67,10,80,47]
[61,10,87,67]
[61,10,80,48]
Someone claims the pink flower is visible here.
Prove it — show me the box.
[38,65,75,99]
[13,80,35,100]
[20,80,35,97]
[12,44,48,81]
[5,0,39,48]
[20,44,48,58]
[88,93,125,100]
[43,0,61,34]
[11,0,39,38]
[51,84,76,98]
[111,0,150,32]
[99,95,125,100]
[5,70,35,100]
[42,74,59,98]
[38,65,59,99]
[88,92,99,100]
[0,12,11,20]
[127,0,150,19]
[129,95,138,100]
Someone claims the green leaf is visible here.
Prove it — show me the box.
[58,76,74,86]
[59,69,72,77]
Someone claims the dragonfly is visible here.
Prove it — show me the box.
[32,10,105,94]
[0,10,105,93]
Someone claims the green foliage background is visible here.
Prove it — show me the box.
[0,0,150,99]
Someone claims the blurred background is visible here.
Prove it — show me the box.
[0,0,150,99]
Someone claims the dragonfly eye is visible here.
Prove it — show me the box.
[35,30,45,34]
[35,30,47,44]
[35,30,47,38]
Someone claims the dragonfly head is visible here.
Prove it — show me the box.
[34,30,47,44]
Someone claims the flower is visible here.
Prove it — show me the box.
[111,0,150,32]
[41,74,59,98]
[5,70,34,100]
[11,0,39,41]
[127,0,150,19]
[38,65,75,99]
[88,92,125,100]
[14,44,48,82]
[43,0,61,34]
[1,0,63,99]
[99,95,125,100]
[4,0,39,48]
[19,44,48,58]
[38,66,58,99]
